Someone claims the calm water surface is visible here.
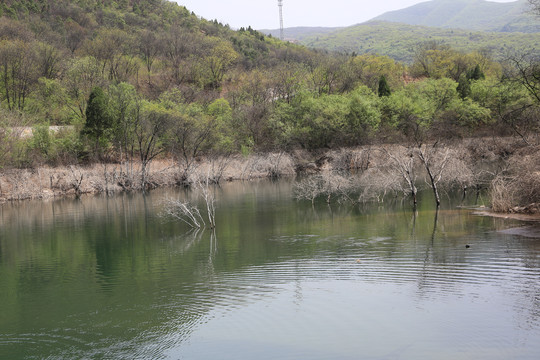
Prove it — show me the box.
[0,180,539,359]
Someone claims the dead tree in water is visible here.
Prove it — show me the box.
[162,175,217,229]
[197,177,216,229]
[384,146,418,206]
[162,198,205,228]
[417,143,451,207]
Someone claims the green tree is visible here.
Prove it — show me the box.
[273,92,350,150]
[108,82,139,179]
[411,41,455,79]
[135,101,171,188]
[381,87,434,143]
[199,37,238,90]
[344,86,381,144]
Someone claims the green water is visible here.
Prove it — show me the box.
[0,180,539,359]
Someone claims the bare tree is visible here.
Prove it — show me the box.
[36,42,63,79]
[506,52,540,105]
[163,26,197,85]
[64,20,86,54]
[63,56,105,122]
[0,39,39,111]
[138,29,161,75]
[383,146,419,206]
[169,111,217,186]
[529,0,540,15]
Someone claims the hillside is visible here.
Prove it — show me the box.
[0,0,314,107]
[372,0,539,33]
[300,21,540,63]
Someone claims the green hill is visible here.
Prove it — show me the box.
[301,21,540,63]
[372,0,539,33]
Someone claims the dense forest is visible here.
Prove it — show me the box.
[0,0,539,209]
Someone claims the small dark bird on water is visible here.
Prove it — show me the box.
[465,244,470,248]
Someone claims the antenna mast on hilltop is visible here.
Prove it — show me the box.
[278,0,284,40]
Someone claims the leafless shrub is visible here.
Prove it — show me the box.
[240,154,263,180]
[207,154,231,184]
[490,177,515,212]
[117,159,139,191]
[331,147,372,172]
[10,170,32,200]
[356,167,403,203]
[293,172,358,204]
[89,164,122,195]
[490,147,540,213]
[239,152,294,180]
[69,166,84,197]
[293,175,325,204]
[266,151,292,179]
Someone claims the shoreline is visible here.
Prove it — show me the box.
[1,139,538,220]
[473,211,540,222]
[0,152,298,203]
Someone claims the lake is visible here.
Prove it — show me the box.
[0,180,539,359]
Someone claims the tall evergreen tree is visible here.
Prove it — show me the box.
[457,73,471,99]
[83,87,113,154]
[378,75,391,97]
[468,64,485,81]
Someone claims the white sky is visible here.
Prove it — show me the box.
[173,0,520,29]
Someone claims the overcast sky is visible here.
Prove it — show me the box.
[174,0,519,29]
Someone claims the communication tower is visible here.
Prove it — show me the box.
[278,0,284,40]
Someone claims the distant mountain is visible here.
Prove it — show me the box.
[259,27,343,42]
[259,0,539,45]
[300,21,540,63]
[372,0,539,33]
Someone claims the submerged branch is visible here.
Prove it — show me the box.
[162,197,205,228]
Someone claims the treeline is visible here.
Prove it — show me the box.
[0,0,538,178]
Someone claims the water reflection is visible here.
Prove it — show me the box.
[0,181,539,359]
